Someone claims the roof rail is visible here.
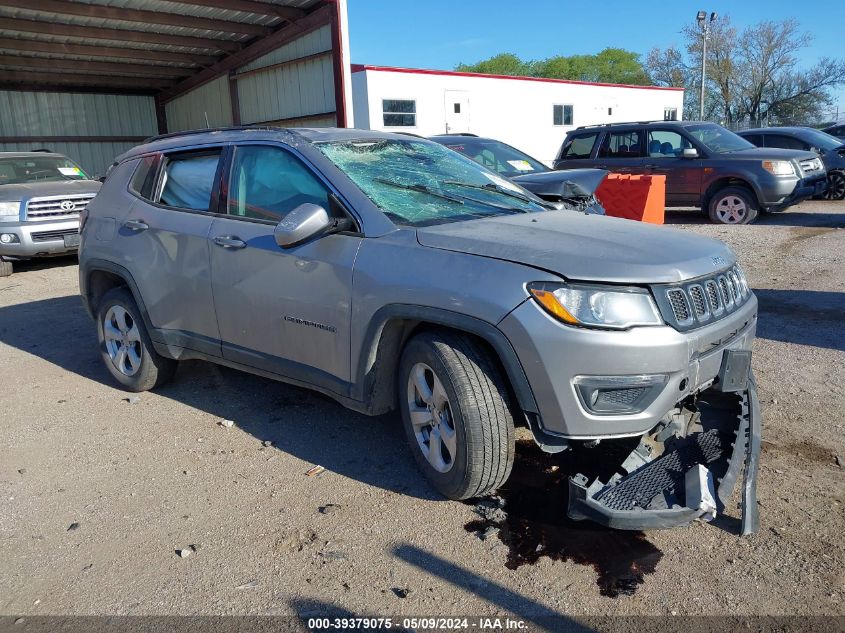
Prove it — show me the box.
[142,124,285,144]
[432,132,479,137]
[575,120,665,130]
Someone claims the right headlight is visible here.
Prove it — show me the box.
[528,282,663,330]
[0,201,21,222]
[761,160,796,176]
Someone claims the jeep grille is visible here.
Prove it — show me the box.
[654,265,751,331]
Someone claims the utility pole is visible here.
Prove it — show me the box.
[697,11,717,121]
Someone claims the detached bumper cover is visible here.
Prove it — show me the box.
[567,372,761,533]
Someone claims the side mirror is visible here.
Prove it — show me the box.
[682,148,699,158]
[273,203,332,249]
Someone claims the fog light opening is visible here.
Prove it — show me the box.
[574,374,669,415]
[0,233,19,244]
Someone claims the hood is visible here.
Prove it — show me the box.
[511,168,608,198]
[822,146,845,168]
[727,147,818,162]
[416,211,735,284]
[0,180,101,202]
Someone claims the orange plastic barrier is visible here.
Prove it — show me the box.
[595,174,666,224]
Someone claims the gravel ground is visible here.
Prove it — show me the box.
[0,200,843,622]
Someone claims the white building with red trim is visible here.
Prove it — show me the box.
[351,64,685,164]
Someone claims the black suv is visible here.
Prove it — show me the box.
[554,121,827,224]
[737,127,845,201]
[822,123,845,142]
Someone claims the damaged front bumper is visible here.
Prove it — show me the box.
[567,370,761,534]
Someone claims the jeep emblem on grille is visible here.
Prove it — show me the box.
[60,200,76,211]
[712,255,726,268]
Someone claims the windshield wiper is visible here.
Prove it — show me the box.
[374,178,465,205]
[443,180,554,209]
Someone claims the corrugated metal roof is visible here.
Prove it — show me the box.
[0,7,249,45]
[0,26,240,56]
[0,0,326,91]
[0,47,196,67]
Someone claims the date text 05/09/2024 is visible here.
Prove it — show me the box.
[306,617,528,630]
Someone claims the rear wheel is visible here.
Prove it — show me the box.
[824,171,845,201]
[708,187,759,225]
[398,330,515,500]
[96,287,176,391]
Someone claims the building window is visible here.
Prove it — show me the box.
[664,107,678,121]
[608,107,613,116]
[383,99,416,127]
[553,104,573,126]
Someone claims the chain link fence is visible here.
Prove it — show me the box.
[707,107,843,131]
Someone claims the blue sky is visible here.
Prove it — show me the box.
[347,0,844,118]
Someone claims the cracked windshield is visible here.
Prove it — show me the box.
[318,138,548,226]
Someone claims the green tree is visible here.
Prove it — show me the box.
[455,53,533,76]
[646,16,845,124]
[456,48,651,85]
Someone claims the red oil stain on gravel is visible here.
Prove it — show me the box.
[465,440,663,598]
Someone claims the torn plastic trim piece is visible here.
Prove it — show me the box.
[567,474,709,530]
[741,373,761,535]
[566,371,761,533]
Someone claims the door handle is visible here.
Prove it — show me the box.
[123,219,149,232]
[213,235,247,249]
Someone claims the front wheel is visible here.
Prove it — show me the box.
[824,171,845,201]
[708,187,759,225]
[96,287,176,391]
[0,260,12,277]
[398,330,515,500]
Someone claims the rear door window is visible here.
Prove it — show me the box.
[741,134,763,147]
[598,130,645,158]
[559,132,600,159]
[764,134,808,151]
[157,150,222,212]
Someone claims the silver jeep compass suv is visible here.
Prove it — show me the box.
[79,127,761,533]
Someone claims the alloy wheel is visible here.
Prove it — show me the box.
[102,305,142,377]
[714,195,748,224]
[406,362,457,473]
[824,172,845,201]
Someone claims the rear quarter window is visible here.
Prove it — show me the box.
[128,154,160,200]
[558,132,600,160]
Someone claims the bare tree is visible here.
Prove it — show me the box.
[646,16,845,126]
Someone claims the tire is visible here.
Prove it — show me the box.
[0,260,12,277]
[824,171,845,201]
[398,330,515,500]
[708,187,759,225]
[96,287,176,392]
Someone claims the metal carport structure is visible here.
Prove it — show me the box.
[0,0,352,175]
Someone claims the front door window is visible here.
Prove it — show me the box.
[227,145,331,222]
